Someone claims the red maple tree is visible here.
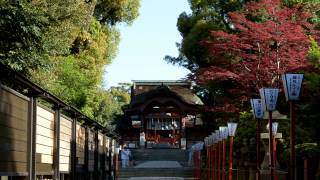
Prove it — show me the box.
[197,0,317,95]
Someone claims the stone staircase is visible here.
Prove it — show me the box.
[118,149,194,180]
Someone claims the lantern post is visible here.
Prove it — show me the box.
[250,98,265,180]
[272,122,279,179]
[216,130,222,180]
[220,127,228,180]
[282,73,304,180]
[227,122,238,180]
[260,88,279,180]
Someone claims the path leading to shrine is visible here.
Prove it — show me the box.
[118,149,194,180]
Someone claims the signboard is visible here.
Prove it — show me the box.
[259,88,279,111]
[250,99,264,119]
[282,74,304,101]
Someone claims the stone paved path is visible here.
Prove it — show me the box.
[134,161,182,168]
[128,177,184,180]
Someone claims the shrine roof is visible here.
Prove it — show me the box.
[130,81,204,107]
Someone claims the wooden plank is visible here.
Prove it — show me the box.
[0,114,27,131]
[88,160,94,172]
[60,133,71,143]
[36,162,53,173]
[0,151,27,162]
[88,151,95,160]
[36,144,53,155]
[60,117,72,128]
[0,162,27,172]
[76,152,85,159]
[60,163,70,172]
[0,101,28,120]
[36,153,53,164]
[0,126,27,142]
[77,158,85,165]
[36,125,54,139]
[36,134,54,147]
[59,156,70,164]
[36,115,54,130]
[0,90,28,110]
[60,125,71,136]
[0,139,27,152]
[59,148,70,157]
[36,106,54,121]
[60,140,71,150]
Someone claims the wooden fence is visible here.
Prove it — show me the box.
[0,64,118,180]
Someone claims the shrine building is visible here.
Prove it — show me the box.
[121,80,204,149]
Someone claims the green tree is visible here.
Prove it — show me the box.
[165,0,245,71]
[0,0,140,126]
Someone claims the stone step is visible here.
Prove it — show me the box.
[118,167,194,178]
[131,149,189,162]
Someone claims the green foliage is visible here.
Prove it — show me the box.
[236,111,255,141]
[0,0,139,127]
[94,0,140,25]
[165,0,245,71]
[308,36,320,67]
[296,143,319,158]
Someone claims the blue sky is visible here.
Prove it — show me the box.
[104,0,191,87]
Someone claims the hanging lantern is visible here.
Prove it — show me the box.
[250,98,264,119]
[282,73,304,101]
[259,88,279,112]
[227,122,238,137]
[272,122,279,136]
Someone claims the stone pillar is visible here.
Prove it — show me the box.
[260,133,282,178]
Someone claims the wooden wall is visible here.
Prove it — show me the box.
[76,123,85,166]
[0,85,117,179]
[59,116,72,172]
[35,106,55,173]
[98,133,103,169]
[0,87,29,174]
[88,129,95,172]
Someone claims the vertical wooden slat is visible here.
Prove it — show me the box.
[71,118,77,180]
[94,131,99,180]
[101,135,106,180]
[53,107,61,180]
[84,127,89,180]
[108,139,112,179]
[27,96,37,180]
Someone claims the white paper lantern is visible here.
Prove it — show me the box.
[215,130,221,141]
[228,122,238,136]
[259,88,279,112]
[272,122,279,136]
[282,73,304,101]
[250,98,264,119]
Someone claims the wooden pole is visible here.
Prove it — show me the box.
[215,144,218,180]
[53,107,61,180]
[290,102,296,180]
[207,146,212,179]
[71,118,77,180]
[228,136,234,180]
[256,120,261,180]
[222,139,226,180]
[218,141,221,180]
[269,111,275,180]
[273,136,278,180]
[27,97,37,180]
[212,146,215,180]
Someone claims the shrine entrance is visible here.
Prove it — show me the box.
[145,115,181,148]
[122,80,203,149]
